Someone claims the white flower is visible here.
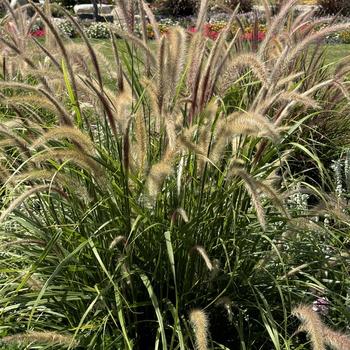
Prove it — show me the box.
[85,22,110,39]
[331,160,343,197]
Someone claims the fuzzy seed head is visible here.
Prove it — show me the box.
[189,309,209,350]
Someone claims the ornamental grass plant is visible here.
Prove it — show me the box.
[0,0,349,348]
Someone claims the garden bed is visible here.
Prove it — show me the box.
[26,3,350,45]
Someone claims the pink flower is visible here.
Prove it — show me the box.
[242,31,266,42]
[31,29,45,37]
[187,26,219,41]
[204,24,219,40]
[312,297,330,315]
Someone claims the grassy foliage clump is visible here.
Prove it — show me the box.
[156,0,198,16]
[0,0,349,348]
[212,0,253,12]
[318,0,350,16]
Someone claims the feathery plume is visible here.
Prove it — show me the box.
[0,185,67,222]
[215,119,271,162]
[109,235,127,249]
[286,23,350,66]
[156,36,167,116]
[209,28,241,97]
[186,33,207,91]
[221,54,269,92]
[115,0,132,33]
[140,0,160,40]
[32,126,96,155]
[173,208,189,223]
[167,27,187,92]
[133,109,148,173]
[146,148,177,199]
[332,80,350,101]
[220,111,279,139]
[26,274,44,291]
[292,305,324,350]
[293,304,350,350]
[258,0,298,57]
[176,154,184,197]
[59,8,104,88]
[165,117,177,150]
[280,91,319,109]
[1,331,78,347]
[191,245,214,272]
[30,0,81,112]
[33,149,104,181]
[0,82,72,125]
[198,31,226,109]
[233,168,266,229]
[3,94,60,117]
[111,32,125,92]
[276,71,305,88]
[196,0,210,31]
[189,309,209,350]
[323,327,350,350]
[1,239,46,248]
[0,124,29,154]
[14,169,90,199]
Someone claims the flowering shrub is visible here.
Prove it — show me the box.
[325,32,341,44]
[56,19,76,38]
[137,15,350,44]
[207,20,227,32]
[85,22,110,39]
[188,22,267,41]
[204,23,220,40]
[159,17,180,27]
[141,18,179,39]
[317,21,350,44]
[244,24,267,34]
[340,30,350,44]
[330,151,350,198]
[143,23,156,40]
[30,18,44,37]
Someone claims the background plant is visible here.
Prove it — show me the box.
[318,0,350,17]
[84,21,110,39]
[339,30,350,44]
[220,0,253,12]
[55,18,76,38]
[157,0,197,16]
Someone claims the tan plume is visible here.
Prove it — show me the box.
[189,309,209,350]
[221,54,269,92]
[1,331,78,347]
[323,327,350,350]
[32,126,96,155]
[293,304,350,350]
[292,305,325,350]
[191,245,214,272]
[146,148,177,200]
